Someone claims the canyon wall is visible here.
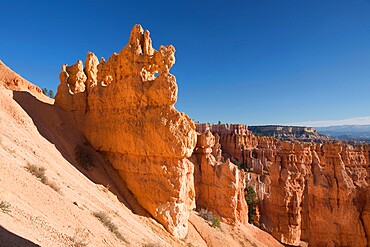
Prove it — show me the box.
[203,123,370,246]
[55,25,197,238]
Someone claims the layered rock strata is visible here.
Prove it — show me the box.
[248,125,331,142]
[201,123,370,246]
[55,25,197,238]
[190,130,248,224]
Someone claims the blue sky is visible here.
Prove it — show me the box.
[1,0,370,126]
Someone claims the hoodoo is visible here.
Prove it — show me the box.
[55,24,197,238]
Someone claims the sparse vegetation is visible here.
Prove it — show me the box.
[68,228,90,247]
[42,88,55,98]
[245,186,258,224]
[198,208,221,228]
[211,217,221,228]
[0,200,11,213]
[75,144,94,170]
[93,211,126,243]
[26,163,47,182]
[25,164,61,193]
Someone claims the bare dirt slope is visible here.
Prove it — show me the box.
[0,61,282,246]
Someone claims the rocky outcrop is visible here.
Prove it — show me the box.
[0,60,50,102]
[249,125,331,142]
[203,123,370,246]
[190,130,248,224]
[55,24,197,238]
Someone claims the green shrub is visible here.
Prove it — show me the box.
[245,186,258,224]
[211,217,221,228]
[198,208,221,229]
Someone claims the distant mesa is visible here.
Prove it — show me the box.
[248,125,331,142]
[316,124,370,143]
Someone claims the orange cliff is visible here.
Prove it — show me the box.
[202,123,370,246]
[55,24,197,238]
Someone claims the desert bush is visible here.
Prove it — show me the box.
[93,211,126,243]
[75,144,94,170]
[26,163,47,182]
[0,200,11,213]
[245,186,258,224]
[211,217,221,228]
[198,208,221,228]
[25,164,61,193]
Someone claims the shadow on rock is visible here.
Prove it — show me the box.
[0,226,40,247]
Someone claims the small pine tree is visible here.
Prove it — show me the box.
[48,90,55,98]
[245,186,258,224]
[41,88,55,98]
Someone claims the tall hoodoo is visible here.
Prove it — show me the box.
[55,24,197,238]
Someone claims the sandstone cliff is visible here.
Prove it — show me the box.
[203,123,370,246]
[55,24,197,239]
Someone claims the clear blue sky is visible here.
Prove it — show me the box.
[1,0,370,125]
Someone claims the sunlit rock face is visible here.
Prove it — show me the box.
[55,24,197,239]
[190,130,248,225]
[204,123,370,246]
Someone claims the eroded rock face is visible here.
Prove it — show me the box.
[55,24,197,238]
[190,130,248,224]
[204,123,370,246]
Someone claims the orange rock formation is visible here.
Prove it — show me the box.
[190,130,248,224]
[204,123,370,246]
[53,23,369,245]
[55,24,197,238]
